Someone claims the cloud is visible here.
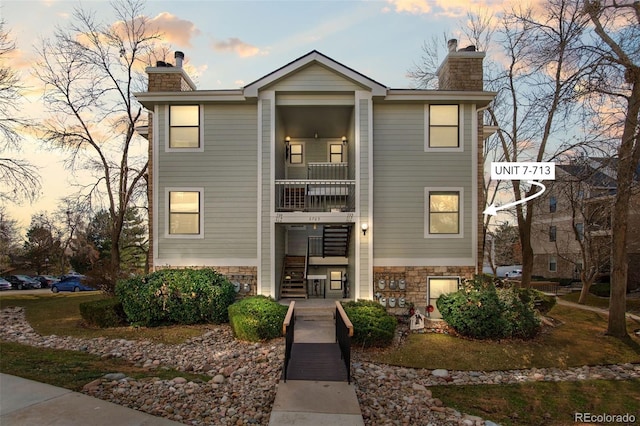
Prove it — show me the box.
[386,0,431,15]
[212,38,263,58]
[385,0,511,18]
[148,12,200,48]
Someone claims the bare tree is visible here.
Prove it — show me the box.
[34,0,159,289]
[0,206,20,273]
[484,0,590,287]
[580,0,640,338]
[0,20,41,203]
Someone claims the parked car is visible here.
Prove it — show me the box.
[505,269,523,278]
[0,277,11,291]
[5,275,41,290]
[51,276,97,293]
[33,275,60,288]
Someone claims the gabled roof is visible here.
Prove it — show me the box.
[243,50,388,98]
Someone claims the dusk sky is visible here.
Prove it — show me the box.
[2,0,509,229]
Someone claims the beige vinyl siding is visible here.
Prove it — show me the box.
[268,63,367,92]
[261,98,273,296]
[157,104,258,259]
[373,103,474,259]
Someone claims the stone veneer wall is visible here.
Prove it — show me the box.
[145,66,195,272]
[373,266,475,315]
[153,265,258,297]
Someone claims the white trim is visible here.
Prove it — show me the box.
[164,187,205,239]
[471,104,478,273]
[355,92,361,300]
[154,258,259,267]
[267,91,276,298]
[256,95,263,295]
[424,187,465,238]
[165,104,205,153]
[424,104,464,152]
[152,105,159,267]
[367,93,374,301]
[374,258,475,267]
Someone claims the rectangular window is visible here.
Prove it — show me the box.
[428,105,459,148]
[289,143,303,164]
[329,270,343,290]
[427,191,460,235]
[575,223,584,241]
[168,190,201,235]
[549,255,557,272]
[549,226,557,242]
[549,196,557,213]
[169,105,200,148]
[329,144,344,163]
[428,277,460,319]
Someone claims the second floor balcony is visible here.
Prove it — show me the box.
[276,162,355,212]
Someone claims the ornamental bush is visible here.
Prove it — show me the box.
[115,268,236,327]
[342,300,397,348]
[79,297,127,328]
[437,275,541,340]
[228,296,288,342]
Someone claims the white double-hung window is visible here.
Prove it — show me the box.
[167,189,203,238]
[168,105,202,151]
[425,104,462,151]
[425,188,463,238]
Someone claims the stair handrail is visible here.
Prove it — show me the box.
[282,301,296,382]
[334,301,353,384]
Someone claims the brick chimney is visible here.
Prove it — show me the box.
[436,40,485,91]
[146,51,196,92]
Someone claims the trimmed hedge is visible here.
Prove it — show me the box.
[437,275,540,340]
[342,300,397,348]
[79,298,127,328]
[115,268,236,326]
[590,282,611,297]
[228,296,288,342]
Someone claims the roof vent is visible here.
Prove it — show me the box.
[174,51,184,68]
[447,39,458,53]
[460,45,477,52]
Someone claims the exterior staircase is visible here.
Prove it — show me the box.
[322,225,351,257]
[280,255,307,299]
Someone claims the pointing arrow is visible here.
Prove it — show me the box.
[483,181,547,216]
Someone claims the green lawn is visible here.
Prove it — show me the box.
[370,305,640,370]
[0,292,208,344]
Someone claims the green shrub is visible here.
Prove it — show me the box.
[437,275,540,340]
[79,298,127,328]
[342,300,397,348]
[590,282,611,297]
[115,268,236,326]
[228,296,288,342]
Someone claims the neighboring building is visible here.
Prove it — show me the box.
[530,159,640,289]
[134,43,496,317]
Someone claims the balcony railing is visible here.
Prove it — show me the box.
[308,162,348,180]
[275,180,356,212]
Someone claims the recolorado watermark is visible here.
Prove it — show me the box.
[575,412,636,423]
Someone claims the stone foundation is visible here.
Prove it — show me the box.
[373,266,475,316]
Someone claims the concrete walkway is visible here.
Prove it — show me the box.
[0,374,182,426]
[556,298,640,322]
[269,300,364,426]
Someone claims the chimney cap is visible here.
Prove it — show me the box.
[175,51,185,59]
[447,39,458,53]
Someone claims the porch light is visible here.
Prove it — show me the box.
[361,223,369,236]
[342,136,348,145]
[285,136,291,159]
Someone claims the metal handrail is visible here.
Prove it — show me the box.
[275,180,356,212]
[334,301,354,384]
[282,301,296,382]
